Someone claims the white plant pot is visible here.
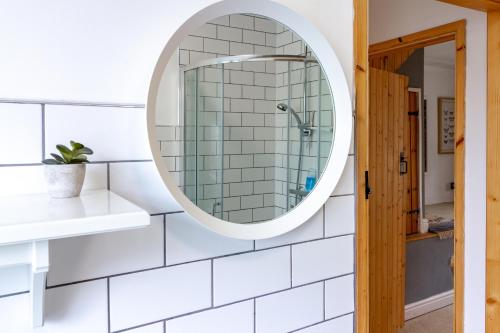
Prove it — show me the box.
[44,164,86,198]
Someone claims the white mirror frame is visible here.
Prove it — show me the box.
[147,0,352,240]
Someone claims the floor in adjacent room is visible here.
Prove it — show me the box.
[399,306,453,333]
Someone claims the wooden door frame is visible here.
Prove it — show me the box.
[354,12,466,333]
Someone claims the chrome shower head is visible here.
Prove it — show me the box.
[276,103,302,126]
[277,103,288,112]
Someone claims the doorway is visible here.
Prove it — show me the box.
[355,20,466,333]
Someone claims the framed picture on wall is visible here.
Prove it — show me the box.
[438,97,455,154]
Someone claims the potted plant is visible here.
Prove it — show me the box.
[42,141,93,198]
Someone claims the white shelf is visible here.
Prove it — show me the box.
[0,189,150,327]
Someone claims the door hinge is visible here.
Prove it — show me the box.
[406,208,420,215]
[408,111,419,116]
[365,170,372,199]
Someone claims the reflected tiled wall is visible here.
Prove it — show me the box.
[159,15,335,223]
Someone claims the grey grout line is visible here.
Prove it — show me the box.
[0,98,144,108]
[41,104,45,160]
[0,290,29,299]
[163,215,167,267]
[289,245,293,288]
[329,193,355,198]
[0,159,154,168]
[91,159,153,164]
[287,311,355,333]
[323,281,326,321]
[163,320,166,333]
[210,260,214,307]
[253,298,257,333]
[322,205,326,237]
[107,278,111,333]
[106,163,110,190]
[0,163,42,167]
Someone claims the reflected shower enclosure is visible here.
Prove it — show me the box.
[155,14,335,224]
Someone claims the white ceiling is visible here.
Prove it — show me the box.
[424,40,455,69]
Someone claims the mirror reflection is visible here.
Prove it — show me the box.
[155,14,334,223]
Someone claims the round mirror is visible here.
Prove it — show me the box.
[148,2,351,239]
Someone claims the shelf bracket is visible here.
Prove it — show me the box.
[31,240,49,327]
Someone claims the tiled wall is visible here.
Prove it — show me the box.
[158,14,334,222]
[0,99,355,332]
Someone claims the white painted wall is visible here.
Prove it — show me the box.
[0,1,355,332]
[371,0,487,331]
[424,64,455,205]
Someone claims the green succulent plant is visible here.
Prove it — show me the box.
[42,141,93,165]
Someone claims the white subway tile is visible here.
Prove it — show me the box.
[224,140,242,154]
[213,247,290,305]
[224,83,242,98]
[110,262,211,331]
[295,314,353,333]
[0,265,29,296]
[332,156,354,196]
[223,113,242,127]
[325,274,355,319]
[0,280,107,333]
[126,322,164,333]
[265,33,276,47]
[203,38,229,54]
[255,73,275,87]
[230,182,254,196]
[243,61,266,73]
[48,216,163,286]
[230,128,253,141]
[228,209,253,223]
[325,195,355,237]
[165,300,253,333]
[230,14,254,30]
[109,161,182,214]
[223,168,242,182]
[254,180,274,194]
[230,71,253,85]
[242,140,265,153]
[0,103,42,164]
[243,30,266,45]
[217,26,242,42]
[254,127,275,140]
[191,24,217,39]
[209,16,229,26]
[292,236,354,286]
[253,207,275,221]
[165,213,252,265]
[230,99,253,113]
[243,86,265,99]
[255,207,323,249]
[255,45,275,55]
[229,42,254,55]
[241,194,264,209]
[189,51,215,64]
[180,35,203,51]
[256,283,323,333]
[254,154,275,168]
[254,100,276,113]
[254,17,277,33]
[156,126,176,141]
[45,105,150,161]
[223,196,240,211]
[0,164,106,197]
[242,168,265,181]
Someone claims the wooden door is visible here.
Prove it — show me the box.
[406,91,420,234]
[369,67,408,333]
